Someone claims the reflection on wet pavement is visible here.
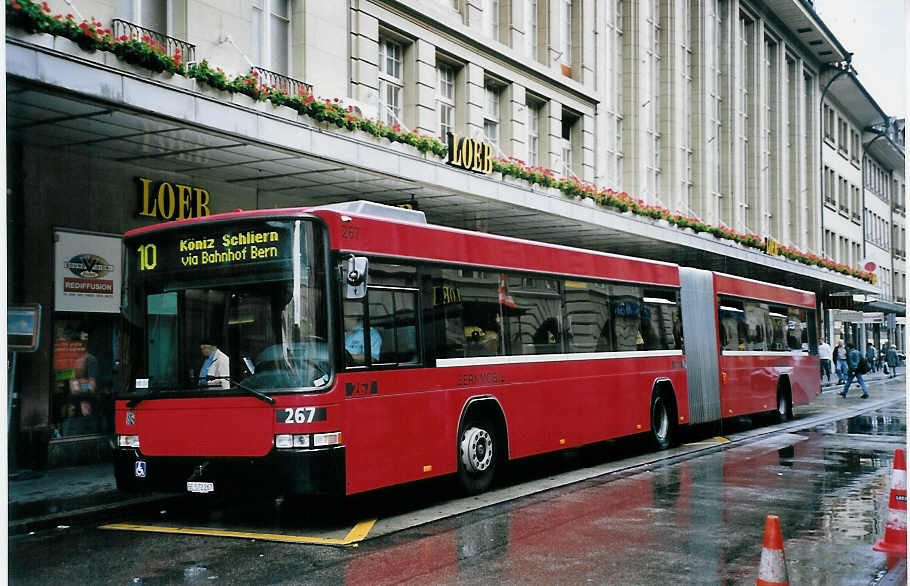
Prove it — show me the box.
[335,403,905,585]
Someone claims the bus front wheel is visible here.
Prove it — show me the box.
[457,418,497,494]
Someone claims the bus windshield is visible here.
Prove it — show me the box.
[119,218,330,396]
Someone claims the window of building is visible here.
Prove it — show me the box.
[605,0,624,189]
[643,0,661,202]
[252,0,290,75]
[838,117,849,154]
[378,37,404,126]
[560,0,573,66]
[526,0,539,60]
[437,62,456,138]
[527,98,543,165]
[484,83,502,147]
[561,107,581,177]
[851,130,860,164]
[823,104,834,141]
[709,0,723,207]
[485,0,501,41]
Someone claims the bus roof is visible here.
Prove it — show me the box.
[712,271,816,308]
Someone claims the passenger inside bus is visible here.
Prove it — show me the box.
[344,302,381,365]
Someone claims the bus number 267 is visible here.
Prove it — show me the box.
[278,407,326,424]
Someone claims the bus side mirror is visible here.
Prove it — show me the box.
[344,256,368,299]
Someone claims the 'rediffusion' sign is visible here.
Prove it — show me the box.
[446,132,493,174]
[54,231,122,313]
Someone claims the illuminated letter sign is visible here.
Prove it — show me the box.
[765,238,780,256]
[137,177,212,221]
[446,132,493,174]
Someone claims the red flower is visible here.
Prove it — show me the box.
[251,70,259,78]
[11,2,22,10]
[41,1,50,12]
[118,35,128,41]
[65,14,73,19]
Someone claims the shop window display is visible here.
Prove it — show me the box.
[52,316,117,437]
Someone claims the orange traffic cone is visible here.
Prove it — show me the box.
[874,448,907,556]
[756,514,789,586]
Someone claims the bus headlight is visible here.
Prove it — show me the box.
[117,435,140,448]
[275,432,340,449]
[275,434,311,449]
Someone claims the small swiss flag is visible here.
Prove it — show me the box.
[498,273,517,307]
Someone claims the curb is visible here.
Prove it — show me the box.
[10,493,176,535]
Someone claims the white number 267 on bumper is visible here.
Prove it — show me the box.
[276,407,327,424]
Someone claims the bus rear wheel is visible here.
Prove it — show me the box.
[650,392,675,450]
[457,418,497,494]
[775,389,793,422]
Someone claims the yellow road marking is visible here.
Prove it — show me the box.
[684,436,730,446]
[100,518,377,546]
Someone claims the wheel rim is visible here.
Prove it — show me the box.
[653,398,669,442]
[778,394,787,417]
[461,427,493,474]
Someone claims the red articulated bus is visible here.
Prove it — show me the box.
[114,201,819,497]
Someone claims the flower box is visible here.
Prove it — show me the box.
[231,92,259,109]
[6,29,54,50]
[197,84,233,103]
[269,103,299,121]
[159,72,195,92]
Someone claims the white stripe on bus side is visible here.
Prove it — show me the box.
[436,350,684,368]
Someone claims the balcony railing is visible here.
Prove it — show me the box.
[112,19,196,62]
[252,67,313,97]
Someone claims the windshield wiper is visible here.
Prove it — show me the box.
[207,376,275,405]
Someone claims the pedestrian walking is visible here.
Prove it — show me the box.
[886,344,899,378]
[839,343,869,399]
[817,338,832,383]
[866,342,878,373]
[834,340,848,384]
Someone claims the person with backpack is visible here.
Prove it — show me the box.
[866,342,877,373]
[886,344,899,379]
[839,342,869,399]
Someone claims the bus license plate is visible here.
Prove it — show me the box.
[187,481,214,494]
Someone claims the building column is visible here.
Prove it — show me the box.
[547,100,564,174]
[464,62,485,141]
[411,39,437,137]
[349,7,379,107]
[506,83,528,163]
[581,112,595,182]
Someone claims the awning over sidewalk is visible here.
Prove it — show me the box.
[6,37,879,299]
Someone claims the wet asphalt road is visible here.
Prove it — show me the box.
[9,380,906,585]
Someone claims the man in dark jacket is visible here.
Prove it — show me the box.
[866,342,878,373]
[839,343,869,399]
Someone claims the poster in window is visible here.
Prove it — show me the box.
[54,231,122,313]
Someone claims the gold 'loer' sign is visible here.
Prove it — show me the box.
[446,132,493,174]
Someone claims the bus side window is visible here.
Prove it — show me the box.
[370,289,419,365]
[564,280,611,353]
[641,289,681,350]
[612,285,643,351]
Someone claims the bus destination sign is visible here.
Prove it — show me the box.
[136,224,291,273]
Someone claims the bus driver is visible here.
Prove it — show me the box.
[199,340,230,388]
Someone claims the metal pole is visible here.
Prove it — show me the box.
[7,352,18,472]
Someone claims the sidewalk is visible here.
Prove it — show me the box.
[8,371,905,535]
[8,461,171,534]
